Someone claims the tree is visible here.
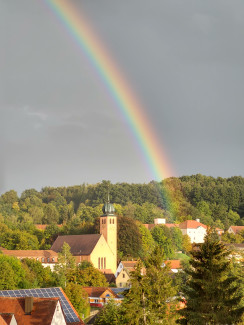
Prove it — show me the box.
[68,264,108,287]
[182,234,192,253]
[21,258,57,288]
[42,224,61,248]
[54,242,76,288]
[42,203,59,224]
[117,216,143,258]
[122,246,177,324]
[151,225,174,258]
[0,255,26,289]
[170,227,183,251]
[94,300,122,325]
[65,282,90,320]
[137,222,155,258]
[179,228,244,324]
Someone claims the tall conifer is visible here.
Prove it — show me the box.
[122,246,176,324]
[179,228,244,324]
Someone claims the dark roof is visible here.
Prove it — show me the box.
[51,234,102,255]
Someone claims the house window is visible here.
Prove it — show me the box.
[123,273,125,278]
[94,299,98,303]
[52,258,55,262]
[47,258,50,262]
[41,258,45,263]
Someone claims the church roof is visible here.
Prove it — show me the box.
[51,234,102,256]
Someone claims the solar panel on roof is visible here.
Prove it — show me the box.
[0,287,80,323]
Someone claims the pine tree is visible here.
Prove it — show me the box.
[179,228,244,324]
[122,246,177,324]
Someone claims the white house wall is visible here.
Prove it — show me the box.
[51,301,67,325]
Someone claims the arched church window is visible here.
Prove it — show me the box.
[98,257,100,269]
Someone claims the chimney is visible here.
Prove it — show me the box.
[25,297,34,314]
[196,219,200,223]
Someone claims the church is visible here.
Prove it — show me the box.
[51,200,117,274]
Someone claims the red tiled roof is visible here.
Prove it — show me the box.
[35,224,63,230]
[1,250,58,259]
[164,224,179,228]
[121,261,137,269]
[83,287,118,299]
[51,234,101,255]
[0,297,59,325]
[0,315,8,325]
[143,223,179,230]
[0,314,15,325]
[179,220,207,230]
[165,260,182,269]
[229,226,244,234]
[121,261,146,275]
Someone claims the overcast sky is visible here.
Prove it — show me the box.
[1,0,244,195]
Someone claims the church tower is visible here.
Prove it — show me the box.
[100,197,117,272]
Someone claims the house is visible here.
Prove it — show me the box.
[0,297,67,325]
[0,249,58,271]
[225,243,244,261]
[82,287,122,308]
[216,227,225,236]
[115,261,146,288]
[164,260,182,273]
[0,287,84,325]
[115,260,138,277]
[51,200,117,273]
[143,218,208,243]
[179,220,207,243]
[116,268,131,288]
[227,226,244,235]
[0,314,17,325]
[144,219,178,231]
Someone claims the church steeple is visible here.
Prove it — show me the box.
[100,194,117,273]
[102,193,115,216]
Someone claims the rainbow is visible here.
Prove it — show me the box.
[43,0,174,188]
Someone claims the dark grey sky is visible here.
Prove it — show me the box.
[1,0,244,195]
